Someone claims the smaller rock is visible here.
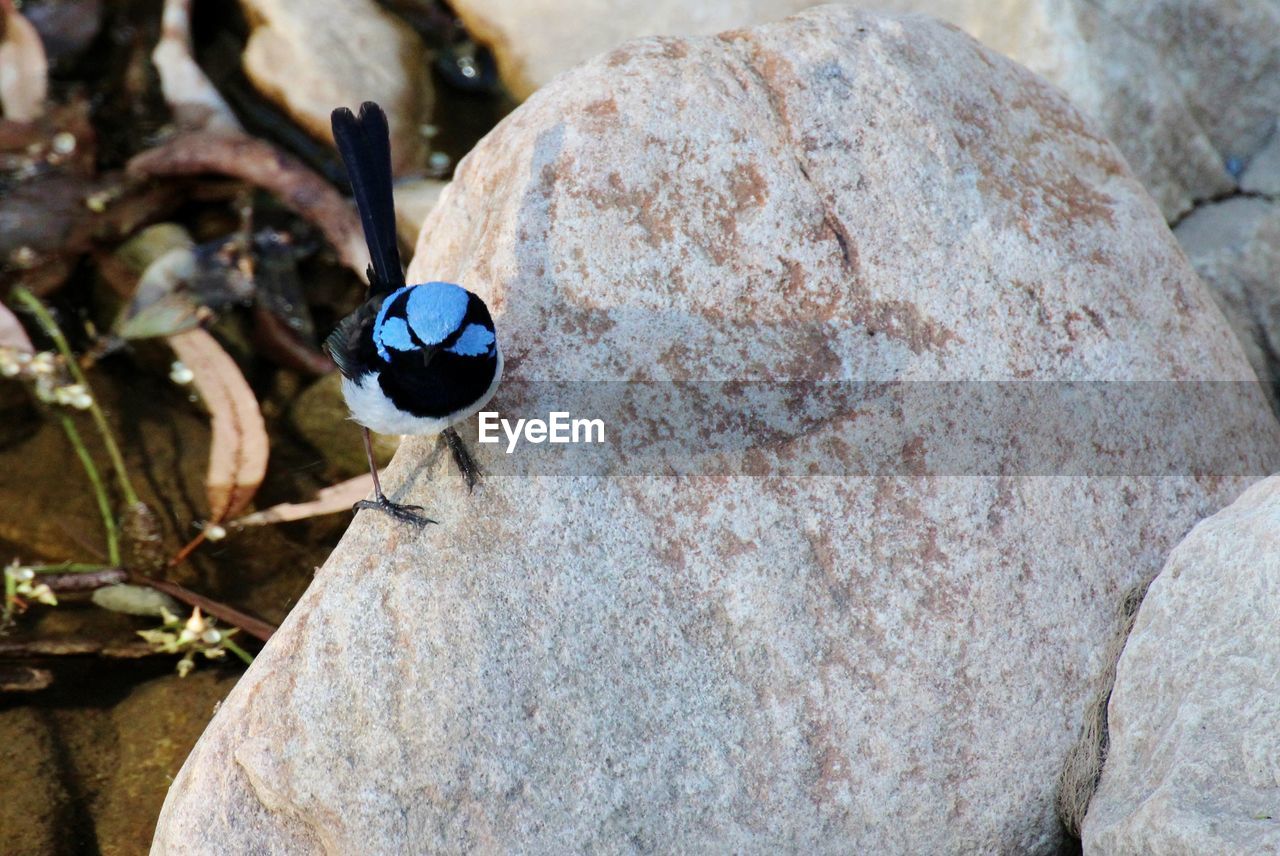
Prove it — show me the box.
[92,583,182,617]
[1174,196,1280,412]
[239,0,434,174]
[290,372,397,479]
[1241,129,1280,196]
[393,178,448,248]
[86,670,238,854]
[1084,475,1280,853]
[0,707,70,854]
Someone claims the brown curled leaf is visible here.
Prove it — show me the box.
[152,0,240,132]
[0,0,48,123]
[127,130,368,280]
[251,303,334,376]
[234,472,374,526]
[166,327,268,521]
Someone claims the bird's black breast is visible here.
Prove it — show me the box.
[326,283,499,421]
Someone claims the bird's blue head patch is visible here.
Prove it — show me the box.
[372,282,470,361]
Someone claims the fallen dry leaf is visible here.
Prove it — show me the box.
[166,327,268,521]
[0,297,33,352]
[152,0,240,132]
[128,131,368,280]
[0,0,47,122]
[233,472,374,526]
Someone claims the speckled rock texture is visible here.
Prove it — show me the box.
[151,8,1280,853]
[1083,474,1280,854]
[238,0,433,173]
[453,0,1280,220]
[1175,196,1280,415]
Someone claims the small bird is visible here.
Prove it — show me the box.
[325,102,502,526]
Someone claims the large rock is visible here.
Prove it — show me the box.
[1174,196,1280,413]
[152,8,1280,853]
[1083,475,1280,853]
[452,0,1280,220]
[239,0,434,174]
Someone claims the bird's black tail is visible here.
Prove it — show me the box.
[331,102,405,297]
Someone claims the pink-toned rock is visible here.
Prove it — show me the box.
[1084,474,1280,854]
[151,8,1279,853]
[451,0,1280,220]
[239,0,433,174]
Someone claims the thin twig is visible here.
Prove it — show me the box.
[128,573,275,642]
[58,414,121,565]
[39,567,127,591]
[12,287,141,505]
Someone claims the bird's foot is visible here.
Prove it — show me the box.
[353,495,437,527]
[443,427,481,492]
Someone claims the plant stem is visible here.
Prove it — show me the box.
[12,287,140,506]
[59,414,121,566]
[221,635,254,666]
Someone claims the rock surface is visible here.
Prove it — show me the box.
[1175,197,1280,413]
[152,8,1280,854]
[451,0,1280,220]
[1083,474,1280,853]
[1241,130,1280,196]
[238,0,433,174]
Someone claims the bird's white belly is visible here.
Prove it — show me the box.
[341,349,503,437]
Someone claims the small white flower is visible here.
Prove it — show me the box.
[29,352,55,375]
[29,583,57,606]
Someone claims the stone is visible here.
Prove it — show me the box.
[0,706,71,854]
[1174,197,1280,414]
[151,8,1280,854]
[1082,474,1280,853]
[450,0,1280,220]
[1241,129,1280,197]
[393,177,449,247]
[91,670,239,855]
[238,0,433,174]
[289,372,398,479]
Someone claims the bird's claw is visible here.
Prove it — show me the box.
[353,496,437,527]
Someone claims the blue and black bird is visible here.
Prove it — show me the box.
[326,102,502,525]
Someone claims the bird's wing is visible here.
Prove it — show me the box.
[324,298,378,379]
[331,102,405,298]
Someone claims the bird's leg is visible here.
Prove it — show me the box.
[353,426,436,526]
[442,427,481,491]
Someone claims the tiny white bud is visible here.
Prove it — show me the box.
[201,628,222,645]
[70,392,93,410]
[204,523,227,541]
[169,361,195,385]
[14,567,34,582]
[34,378,56,402]
[10,246,37,269]
[51,132,77,155]
[184,607,208,636]
[31,583,57,606]
[29,352,55,374]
